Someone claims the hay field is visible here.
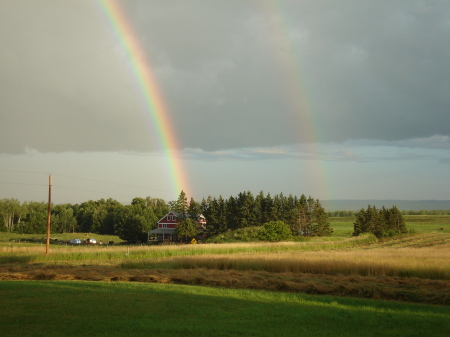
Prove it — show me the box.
[1,232,449,305]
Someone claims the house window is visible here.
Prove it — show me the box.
[162,224,167,228]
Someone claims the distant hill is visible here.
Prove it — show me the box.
[322,200,450,211]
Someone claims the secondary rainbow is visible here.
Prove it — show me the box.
[259,2,331,200]
[98,0,189,199]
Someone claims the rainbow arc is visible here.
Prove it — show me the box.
[99,0,189,199]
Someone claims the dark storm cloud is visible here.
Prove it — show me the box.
[1,0,449,154]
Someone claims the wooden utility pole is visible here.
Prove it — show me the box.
[46,174,52,255]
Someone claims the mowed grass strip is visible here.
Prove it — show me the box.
[1,264,449,305]
[1,280,449,337]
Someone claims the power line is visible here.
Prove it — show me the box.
[0,169,205,200]
[0,181,171,202]
[0,181,47,187]
[54,185,162,199]
[0,181,172,199]
[52,172,174,193]
[0,169,173,194]
[0,169,51,175]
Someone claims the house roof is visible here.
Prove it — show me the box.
[156,211,206,224]
[156,211,181,224]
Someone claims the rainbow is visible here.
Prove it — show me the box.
[98,0,189,199]
[259,2,331,200]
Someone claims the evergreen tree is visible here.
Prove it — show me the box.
[289,195,308,235]
[171,190,189,218]
[282,194,295,227]
[353,208,367,236]
[201,197,216,235]
[255,191,266,224]
[353,205,406,238]
[175,218,199,242]
[383,206,407,235]
[264,192,280,223]
[235,191,255,228]
[215,196,228,234]
[187,197,201,220]
[311,199,332,236]
[226,195,238,230]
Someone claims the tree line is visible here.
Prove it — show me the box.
[0,197,169,242]
[0,191,332,241]
[328,209,450,217]
[353,205,407,238]
[197,191,332,237]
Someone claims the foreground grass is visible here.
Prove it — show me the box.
[1,281,449,337]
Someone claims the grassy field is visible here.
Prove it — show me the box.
[1,281,449,337]
[0,232,120,245]
[329,214,450,236]
[0,215,449,336]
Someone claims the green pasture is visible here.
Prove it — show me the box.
[0,232,121,246]
[1,281,449,337]
[403,215,450,234]
[329,215,450,237]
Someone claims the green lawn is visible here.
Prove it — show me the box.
[1,281,449,337]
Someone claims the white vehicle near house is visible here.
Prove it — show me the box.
[69,239,81,244]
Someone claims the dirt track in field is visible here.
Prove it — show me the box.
[1,263,448,305]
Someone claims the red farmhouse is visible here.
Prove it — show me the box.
[149,211,206,241]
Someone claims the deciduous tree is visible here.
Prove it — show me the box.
[258,221,292,242]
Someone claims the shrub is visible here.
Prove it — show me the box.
[258,221,292,242]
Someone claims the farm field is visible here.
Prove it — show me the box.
[0,215,449,336]
[329,214,450,236]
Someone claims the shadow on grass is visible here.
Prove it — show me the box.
[0,255,34,264]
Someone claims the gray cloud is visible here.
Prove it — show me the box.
[182,135,450,163]
[1,0,449,154]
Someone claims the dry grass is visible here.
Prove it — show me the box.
[164,242,450,280]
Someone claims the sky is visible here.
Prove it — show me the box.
[1,0,449,205]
